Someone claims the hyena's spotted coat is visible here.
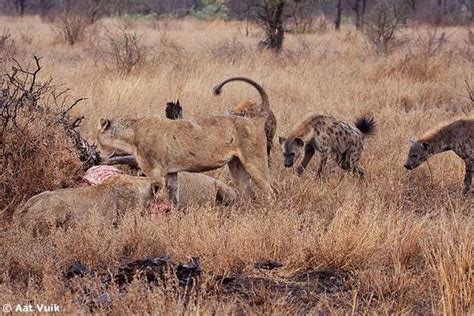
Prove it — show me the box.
[404,118,474,194]
[279,114,376,177]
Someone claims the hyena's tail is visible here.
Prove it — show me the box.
[354,115,376,137]
[213,77,270,114]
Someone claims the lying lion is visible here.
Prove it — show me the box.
[16,175,163,236]
[101,156,237,206]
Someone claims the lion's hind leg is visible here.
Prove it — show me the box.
[228,158,253,200]
[238,155,275,200]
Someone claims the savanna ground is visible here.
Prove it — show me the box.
[0,15,473,314]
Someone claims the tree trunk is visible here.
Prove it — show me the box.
[354,0,361,29]
[259,1,286,53]
[361,0,366,27]
[471,0,474,22]
[335,0,342,30]
[14,0,26,16]
[410,0,416,14]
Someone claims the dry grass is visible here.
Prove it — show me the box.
[0,16,473,314]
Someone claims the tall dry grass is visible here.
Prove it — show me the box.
[0,16,473,314]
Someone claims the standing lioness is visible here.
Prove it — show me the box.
[96,80,274,203]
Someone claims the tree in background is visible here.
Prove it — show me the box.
[334,0,342,29]
[255,0,287,52]
[12,0,26,15]
[363,1,409,54]
[190,0,229,20]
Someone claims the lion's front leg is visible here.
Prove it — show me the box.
[166,173,179,206]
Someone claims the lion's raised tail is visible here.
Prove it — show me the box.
[213,77,270,114]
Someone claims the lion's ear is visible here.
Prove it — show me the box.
[99,118,110,131]
[151,182,162,196]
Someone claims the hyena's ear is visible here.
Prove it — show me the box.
[294,137,304,147]
[176,99,180,106]
[278,136,287,145]
[408,137,416,145]
[99,118,110,131]
[421,142,431,151]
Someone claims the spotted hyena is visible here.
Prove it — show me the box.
[279,114,376,177]
[404,118,474,194]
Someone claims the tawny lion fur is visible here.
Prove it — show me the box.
[96,77,274,203]
[101,155,237,206]
[231,99,277,159]
[16,175,162,235]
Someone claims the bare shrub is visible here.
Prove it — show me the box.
[153,34,185,66]
[313,16,329,34]
[465,80,474,104]
[0,28,16,64]
[363,1,408,54]
[52,11,94,45]
[48,1,103,46]
[20,32,32,45]
[287,1,322,34]
[209,37,248,64]
[104,27,150,74]
[393,28,448,81]
[458,27,474,63]
[0,57,89,218]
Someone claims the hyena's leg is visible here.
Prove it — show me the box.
[316,154,328,177]
[228,158,253,199]
[463,159,473,194]
[338,147,365,178]
[297,145,315,175]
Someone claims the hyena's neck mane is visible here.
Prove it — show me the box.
[419,123,455,153]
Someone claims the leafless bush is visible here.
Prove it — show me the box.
[153,34,185,66]
[20,32,33,45]
[104,27,150,74]
[394,28,448,81]
[0,57,93,217]
[52,11,95,45]
[458,27,474,63]
[47,1,103,46]
[465,80,474,104]
[286,1,321,34]
[0,28,16,64]
[363,1,408,54]
[209,37,248,64]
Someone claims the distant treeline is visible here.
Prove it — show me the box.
[0,0,472,25]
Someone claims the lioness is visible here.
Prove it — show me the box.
[16,175,163,235]
[96,78,274,203]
